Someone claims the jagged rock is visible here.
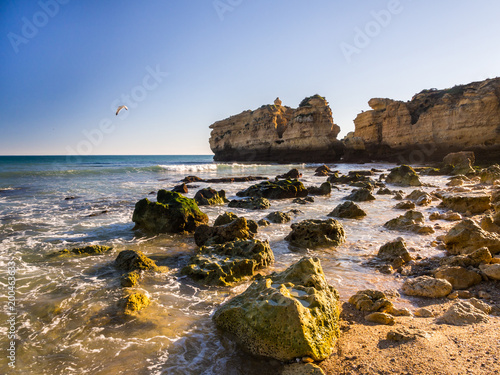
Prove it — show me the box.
[376,188,396,195]
[479,264,500,280]
[172,183,188,193]
[394,201,416,210]
[387,327,430,341]
[377,238,412,263]
[194,188,228,206]
[480,164,500,184]
[328,173,372,185]
[214,212,239,226]
[314,165,331,176]
[209,95,343,162]
[443,151,475,175]
[120,270,141,288]
[405,190,432,206]
[437,301,489,325]
[212,257,341,361]
[52,245,112,257]
[343,187,375,202]
[480,212,500,233]
[119,293,150,315]
[277,169,302,179]
[181,239,274,286]
[414,308,434,318]
[433,266,482,290]
[365,312,395,325]
[285,219,346,248]
[438,191,491,214]
[393,191,405,200]
[258,219,270,227]
[385,165,422,186]
[444,219,500,255]
[348,290,393,312]
[328,201,366,219]
[266,211,291,224]
[115,250,161,272]
[402,276,452,298]
[194,217,254,247]
[293,197,315,205]
[132,190,208,234]
[429,211,462,221]
[228,197,271,210]
[440,247,492,267]
[384,210,435,234]
[237,179,308,200]
[307,182,332,196]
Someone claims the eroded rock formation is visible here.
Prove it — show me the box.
[209,95,343,162]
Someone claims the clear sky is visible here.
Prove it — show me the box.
[1,0,499,156]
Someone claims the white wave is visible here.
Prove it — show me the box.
[157,164,218,172]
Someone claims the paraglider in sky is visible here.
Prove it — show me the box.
[115,105,128,115]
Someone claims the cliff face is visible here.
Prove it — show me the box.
[209,95,343,162]
[350,78,500,163]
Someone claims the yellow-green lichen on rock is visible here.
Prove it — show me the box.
[50,245,112,257]
[212,257,341,361]
[120,292,150,315]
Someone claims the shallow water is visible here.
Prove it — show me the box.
[0,156,454,374]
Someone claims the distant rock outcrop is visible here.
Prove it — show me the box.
[346,78,500,163]
[209,95,343,162]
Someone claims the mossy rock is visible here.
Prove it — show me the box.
[385,165,422,186]
[228,197,271,210]
[120,270,141,287]
[285,219,346,248]
[236,179,308,200]
[115,250,161,272]
[213,257,341,361]
[132,190,208,234]
[51,245,112,257]
[194,187,229,206]
[182,239,275,286]
[119,293,150,315]
[214,212,239,226]
[194,217,255,247]
[266,211,291,224]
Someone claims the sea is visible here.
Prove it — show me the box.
[0,155,451,374]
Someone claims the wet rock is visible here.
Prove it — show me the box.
[365,312,395,325]
[182,239,274,286]
[214,212,239,226]
[479,263,500,280]
[285,219,346,248]
[328,201,366,219]
[314,165,331,177]
[119,292,150,315]
[120,270,141,287]
[429,211,462,221]
[115,250,161,272]
[171,183,188,193]
[293,197,315,205]
[385,165,422,186]
[443,219,500,255]
[52,245,112,257]
[132,191,208,234]
[348,290,393,312]
[343,188,375,202]
[394,201,416,210]
[237,179,307,200]
[437,300,489,325]
[387,327,430,341]
[258,219,270,227]
[277,168,302,180]
[182,176,203,183]
[266,211,292,224]
[384,210,435,234]
[194,188,228,206]
[405,190,432,206]
[438,191,491,214]
[212,257,341,361]
[228,197,271,210]
[376,187,395,195]
[307,182,332,196]
[328,173,372,185]
[433,266,482,290]
[402,276,452,298]
[440,247,492,267]
[282,363,325,375]
[393,191,405,200]
[442,151,475,175]
[377,238,413,263]
[479,164,500,184]
[194,217,254,247]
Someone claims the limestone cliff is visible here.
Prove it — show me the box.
[209,95,343,162]
[349,78,500,163]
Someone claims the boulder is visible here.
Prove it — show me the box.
[214,212,239,226]
[377,238,412,263]
[405,190,432,206]
[480,212,500,234]
[132,191,208,234]
[440,247,492,267]
[384,210,435,234]
[429,211,462,221]
[285,219,346,248]
[479,263,500,280]
[480,164,500,184]
[237,179,308,200]
[376,188,396,195]
[212,257,341,361]
[266,211,292,224]
[307,182,332,196]
[348,290,393,312]
[314,165,331,176]
[438,191,491,214]
[277,169,302,179]
[328,173,372,185]
[328,201,366,219]
[182,239,274,286]
[343,188,375,202]
[258,219,270,227]
[442,151,475,175]
[402,276,452,298]
[433,266,482,290]
[171,183,188,193]
[385,165,422,186]
[293,197,315,205]
[53,245,112,257]
[119,293,150,315]
[394,201,416,210]
[115,250,161,272]
[194,188,228,206]
[194,217,254,247]
[437,301,489,325]
[443,219,500,255]
[228,197,271,210]
[120,270,141,288]
[364,312,395,325]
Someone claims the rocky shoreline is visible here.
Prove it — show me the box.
[58,152,500,374]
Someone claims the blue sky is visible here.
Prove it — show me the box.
[1,0,499,156]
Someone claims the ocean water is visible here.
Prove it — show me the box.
[0,155,453,374]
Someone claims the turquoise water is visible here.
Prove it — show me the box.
[0,156,451,374]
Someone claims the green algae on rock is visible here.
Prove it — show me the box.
[132,190,208,234]
[51,245,112,257]
[182,239,274,286]
[285,219,346,248]
[236,179,308,200]
[119,292,150,315]
[194,217,255,247]
[212,257,341,361]
[194,187,229,206]
[385,165,422,186]
[115,250,161,272]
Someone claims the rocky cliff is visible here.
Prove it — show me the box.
[348,78,500,163]
[209,95,343,162]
